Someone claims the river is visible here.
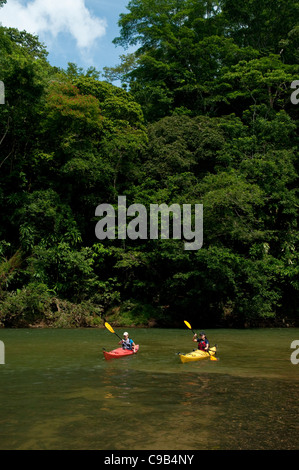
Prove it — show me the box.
[0,328,298,450]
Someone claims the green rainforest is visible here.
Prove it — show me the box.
[0,0,298,328]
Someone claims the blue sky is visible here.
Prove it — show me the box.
[0,0,133,74]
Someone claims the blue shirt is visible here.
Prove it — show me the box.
[122,338,134,350]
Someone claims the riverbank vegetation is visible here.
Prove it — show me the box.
[0,0,298,328]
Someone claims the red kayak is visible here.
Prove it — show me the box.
[103,345,139,360]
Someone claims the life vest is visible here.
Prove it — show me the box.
[198,338,209,351]
[122,338,134,350]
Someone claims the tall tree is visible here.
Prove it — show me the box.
[108,0,298,119]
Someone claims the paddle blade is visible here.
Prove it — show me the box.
[104,322,115,334]
[209,355,218,361]
[184,320,192,330]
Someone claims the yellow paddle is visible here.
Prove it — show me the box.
[104,321,137,353]
[184,320,218,361]
[104,321,122,341]
[184,320,196,334]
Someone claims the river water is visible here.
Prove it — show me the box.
[0,328,298,450]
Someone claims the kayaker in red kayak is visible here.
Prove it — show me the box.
[119,332,136,352]
[193,331,209,351]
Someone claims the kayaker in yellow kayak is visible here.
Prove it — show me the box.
[193,331,209,351]
[119,332,136,352]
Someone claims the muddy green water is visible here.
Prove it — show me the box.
[0,328,298,450]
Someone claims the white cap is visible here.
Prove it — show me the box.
[123,332,129,336]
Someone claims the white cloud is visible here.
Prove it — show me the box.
[0,0,107,49]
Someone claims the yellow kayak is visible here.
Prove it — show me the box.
[179,346,217,363]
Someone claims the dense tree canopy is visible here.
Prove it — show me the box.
[0,0,298,328]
